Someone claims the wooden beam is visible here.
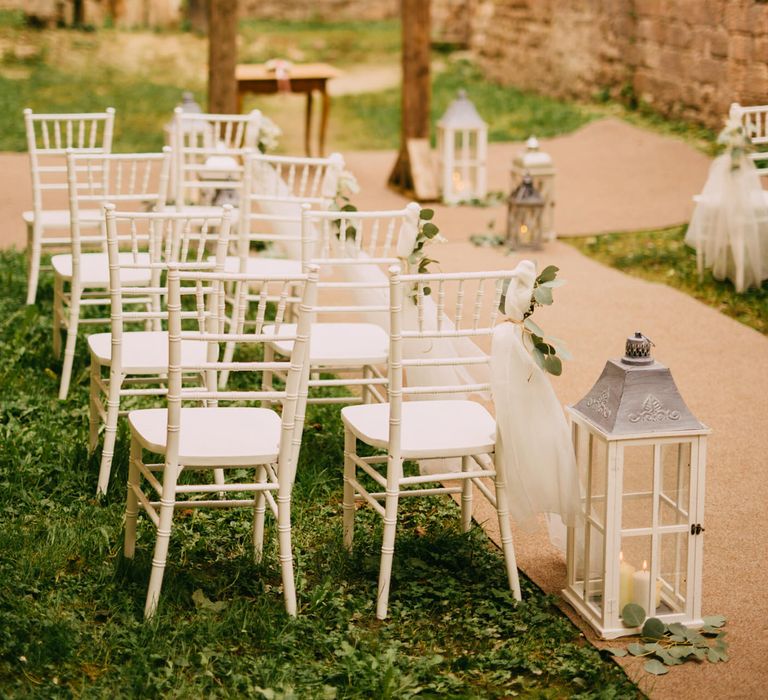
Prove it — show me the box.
[388,0,433,199]
[208,0,238,114]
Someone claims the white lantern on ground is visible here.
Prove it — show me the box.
[564,333,710,640]
[437,89,488,204]
[511,136,556,241]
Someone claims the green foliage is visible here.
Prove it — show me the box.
[566,226,768,335]
[610,604,729,676]
[0,249,638,697]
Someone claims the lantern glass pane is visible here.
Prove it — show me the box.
[583,434,608,615]
[619,534,653,619]
[657,531,689,615]
[585,522,605,615]
[621,445,655,530]
[660,443,691,527]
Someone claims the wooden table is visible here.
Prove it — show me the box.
[235,63,341,156]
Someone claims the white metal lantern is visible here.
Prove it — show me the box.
[511,136,556,241]
[564,333,710,640]
[437,89,488,204]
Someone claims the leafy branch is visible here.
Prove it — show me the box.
[604,604,728,676]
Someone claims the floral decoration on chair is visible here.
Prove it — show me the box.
[499,260,571,376]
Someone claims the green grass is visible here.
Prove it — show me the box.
[0,249,639,697]
[238,19,401,66]
[566,226,768,335]
[333,59,595,151]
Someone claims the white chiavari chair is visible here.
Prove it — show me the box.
[731,102,768,176]
[341,266,522,619]
[88,205,233,496]
[260,203,420,405]
[171,109,261,218]
[123,264,318,619]
[54,150,172,399]
[23,108,115,304]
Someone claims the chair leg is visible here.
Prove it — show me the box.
[26,223,42,305]
[493,460,522,601]
[276,476,297,616]
[252,465,267,563]
[144,487,176,619]
[124,436,141,559]
[376,462,401,620]
[52,275,63,358]
[97,369,123,496]
[460,455,473,533]
[88,359,100,453]
[58,287,81,400]
[342,428,356,550]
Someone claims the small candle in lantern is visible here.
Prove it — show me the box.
[619,551,635,612]
[631,560,661,611]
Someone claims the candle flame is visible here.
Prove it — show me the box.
[642,560,648,572]
[452,171,468,193]
[520,224,529,234]
[620,551,624,563]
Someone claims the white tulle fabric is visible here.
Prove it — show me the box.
[685,153,768,292]
[490,261,582,532]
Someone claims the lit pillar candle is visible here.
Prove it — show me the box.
[631,560,661,611]
[619,551,635,612]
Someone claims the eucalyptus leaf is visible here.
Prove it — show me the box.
[531,347,546,371]
[340,203,357,212]
[421,222,439,238]
[706,648,721,663]
[668,635,686,643]
[627,643,646,656]
[539,279,566,288]
[702,625,720,635]
[533,285,553,305]
[702,615,726,628]
[668,646,694,659]
[657,650,683,666]
[523,317,545,337]
[643,659,669,675]
[667,622,688,636]
[621,603,646,627]
[537,265,559,283]
[643,642,663,653]
[691,647,707,661]
[419,208,434,220]
[542,354,562,376]
[642,617,667,640]
[604,647,627,657]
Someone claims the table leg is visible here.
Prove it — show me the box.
[320,88,330,157]
[305,90,313,156]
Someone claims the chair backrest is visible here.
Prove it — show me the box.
[730,102,768,175]
[172,109,261,207]
[386,267,520,452]
[25,108,116,216]
[299,203,422,327]
[236,151,344,260]
[103,205,233,342]
[67,149,172,260]
[165,265,319,475]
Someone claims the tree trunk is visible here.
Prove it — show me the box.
[388,0,431,194]
[208,0,238,114]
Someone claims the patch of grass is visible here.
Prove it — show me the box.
[566,226,768,334]
[333,59,595,151]
[238,19,401,66]
[0,249,639,698]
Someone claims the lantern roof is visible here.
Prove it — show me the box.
[179,91,203,114]
[513,135,554,170]
[570,332,708,437]
[438,90,487,129]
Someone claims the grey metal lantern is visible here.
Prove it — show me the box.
[564,333,710,639]
[511,136,556,241]
[506,173,545,250]
[437,89,488,204]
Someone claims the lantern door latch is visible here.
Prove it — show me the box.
[690,523,705,535]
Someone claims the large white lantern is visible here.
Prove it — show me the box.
[511,136,555,241]
[564,333,710,639]
[437,89,488,204]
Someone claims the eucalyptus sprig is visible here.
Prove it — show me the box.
[718,115,753,171]
[500,264,570,376]
[605,604,729,676]
[330,170,361,241]
[406,208,442,278]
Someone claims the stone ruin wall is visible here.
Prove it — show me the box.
[468,0,768,129]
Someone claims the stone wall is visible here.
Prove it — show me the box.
[239,0,397,21]
[471,0,768,128]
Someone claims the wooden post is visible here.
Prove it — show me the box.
[208,0,238,114]
[388,0,436,200]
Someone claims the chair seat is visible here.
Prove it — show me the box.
[224,255,302,276]
[342,400,496,459]
[128,407,282,466]
[88,331,209,373]
[22,209,102,227]
[51,252,152,286]
[266,322,388,366]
